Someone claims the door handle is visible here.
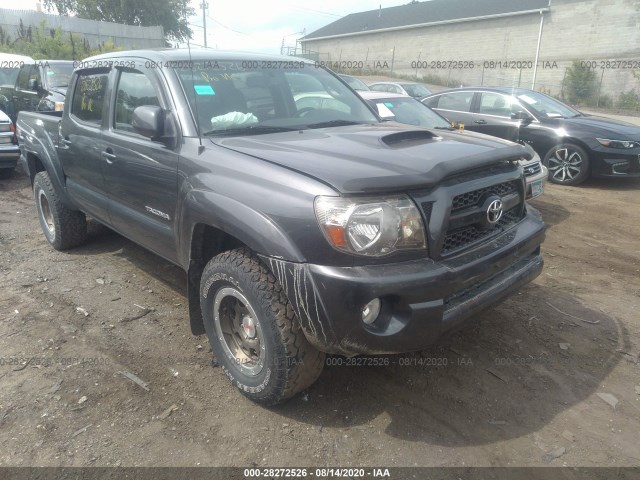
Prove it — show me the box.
[474,119,487,125]
[58,137,72,149]
[102,149,117,164]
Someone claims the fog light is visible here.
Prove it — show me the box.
[361,298,381,325]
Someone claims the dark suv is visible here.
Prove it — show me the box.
[424,87,640,185]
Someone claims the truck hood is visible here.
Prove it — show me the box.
[211,124,529,194]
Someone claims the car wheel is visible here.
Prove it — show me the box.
[200,247,325,405]
[543,143,590,185]
[33,171,87,250]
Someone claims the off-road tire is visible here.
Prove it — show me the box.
[33,171,87,250]
[200,247,325,405]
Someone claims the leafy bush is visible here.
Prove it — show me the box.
[0,20,120,60]
[564,61,597,105]
[617,90,640,110]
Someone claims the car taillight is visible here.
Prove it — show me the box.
[10,123,17,144]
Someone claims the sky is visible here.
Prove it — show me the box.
[0,0,411,53]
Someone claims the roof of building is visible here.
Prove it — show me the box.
[303,0,550,41]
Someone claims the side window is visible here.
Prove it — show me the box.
[437,92,474,112]
[478,93,512,117]
[114,69,160,132]
[391,85,403,94]
[423,96,440,108]
[16,66,31,90]
[71,69,109,125]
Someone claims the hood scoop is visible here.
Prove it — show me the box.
[381,130,440,148]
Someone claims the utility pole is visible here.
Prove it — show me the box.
[200,1,209,47]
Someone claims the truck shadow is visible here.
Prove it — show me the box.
[528,197,570,228]
[276,283,629,446]
[66,229,628,447]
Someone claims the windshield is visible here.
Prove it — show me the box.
[341,75,369,91]
[372,97,451,129]
[0,68,20,87]
[402,84,431,97]
[516,90,580,118]
[174,61,378,135]
[44,63,74,88]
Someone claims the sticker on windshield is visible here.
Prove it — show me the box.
[376,103,395,118]
[383,102,394,107]
[194,84,215,95]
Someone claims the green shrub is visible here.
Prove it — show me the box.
[564,61,597,105]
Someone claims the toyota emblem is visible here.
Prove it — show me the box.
[486,199,504,225]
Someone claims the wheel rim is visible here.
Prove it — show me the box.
[213,287,265,377]
[548,147,583,182]
[38,190,55,238]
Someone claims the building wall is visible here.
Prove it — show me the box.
[301,0,640,99]
[0,8,165,50]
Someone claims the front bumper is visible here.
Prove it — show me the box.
[525,164,548,198]
[591,148,640,177]
[261,209,545,356]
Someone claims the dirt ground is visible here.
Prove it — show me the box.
[1,167,639,469]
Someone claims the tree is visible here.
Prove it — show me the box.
[43,0,194,43]
[563,61,597,105]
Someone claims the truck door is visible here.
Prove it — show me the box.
[58,67,111,222]
[102,65,179,262]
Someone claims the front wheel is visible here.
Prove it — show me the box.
[543,143,590,185]
[200,247,325,405]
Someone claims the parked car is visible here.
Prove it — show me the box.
[0,53,34,118]
[0,60,73,123]
[368,81,432,99]
[359,91,547,199]
[338,74,370,91]
[18,49,545,405]
[0,109,19,178]
[423,87,640,185]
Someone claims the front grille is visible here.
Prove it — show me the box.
[451,181,517,212]
[523,162,542,177]
[442,209,520,254]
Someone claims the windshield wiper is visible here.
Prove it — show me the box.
[433,126,455,130]
[303,120,364,129]
[203,125,298,136]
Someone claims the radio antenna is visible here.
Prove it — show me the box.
[187,39,204,153]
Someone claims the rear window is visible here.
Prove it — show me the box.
[71,70,109,125]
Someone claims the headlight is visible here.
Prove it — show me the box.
[596,138,639,149]
[314,195,426,257]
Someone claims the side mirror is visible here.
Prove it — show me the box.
[28,78,40,91]
[132,105,164,139]
[511,110,533,121]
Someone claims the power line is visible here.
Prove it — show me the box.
[206,14,249,36]
[290,5,342,17]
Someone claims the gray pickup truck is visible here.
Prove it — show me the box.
[17,49,545,405]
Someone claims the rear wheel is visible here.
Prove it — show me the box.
[200,247,325,405]
[543,143,590,185]
[33,171,87,250]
